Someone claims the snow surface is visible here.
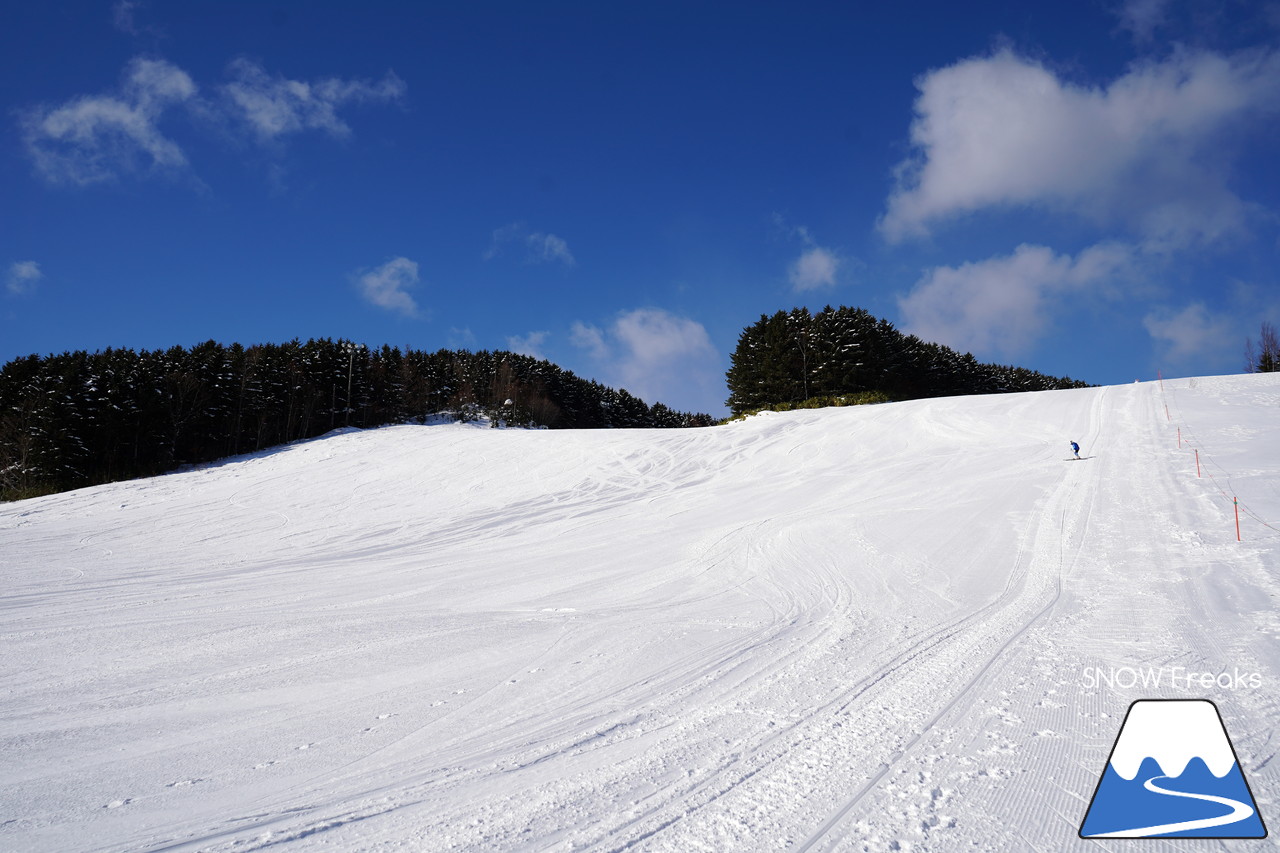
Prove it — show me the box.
[2,374,1278,852]
[1108,700,1237,781]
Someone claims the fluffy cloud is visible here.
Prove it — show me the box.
[570,308,720,411]
[526,232,575,267]
[898,242,1133,358]
[880,48,1280,248]
[774,215,846,292]
[220,58,405,142]
[1143,302,1233,362]
[506,331,549,360]
[21,58,196,185]
[485,224,576,267]
[790,246,840,291]
[355,257,420,317]
[7,261,43,295]
[569,321,609,360]
[20,56,405,185]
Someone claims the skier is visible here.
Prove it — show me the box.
[1070,440,1081,459]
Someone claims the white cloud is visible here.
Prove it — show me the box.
[7,261,43,295]
[112,0,141,34]
[220,58,405,143]
[506,331,549,359]
[527,232,575,266]
[482,224,521,261]
[569,321,608,360]
[21,58,197,185]
[790,246,840,291]
[20,55,404,186]
[1115,0,1170,43]
[570,308,720,410]
[355,257,420,317]
[613,309,714,367]
[111,0,164,39]
[898,242,1133,358]
[1143,302,1233,362]
[485,223,576,267]
[448,327,477,349]
[774,214,847,292]
[880,48,1280,248]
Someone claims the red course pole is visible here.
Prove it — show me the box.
[1235,497,1241,542]
[1195,449,1201,478]
[1177,427,1181,448]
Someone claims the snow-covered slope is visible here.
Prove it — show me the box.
[2,374,1277,852]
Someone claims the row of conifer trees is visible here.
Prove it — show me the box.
[0,339,713,500]
[2,307,1094,500]
[725,306,1089,415]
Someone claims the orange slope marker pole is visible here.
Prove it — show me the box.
[1195,448,1201,478]
[1235,498,1241,542]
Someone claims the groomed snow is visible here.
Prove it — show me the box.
[2,374,1277,851]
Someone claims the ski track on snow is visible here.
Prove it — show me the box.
[1,375,1278,852]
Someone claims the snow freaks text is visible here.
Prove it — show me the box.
[1081,667,1263,691]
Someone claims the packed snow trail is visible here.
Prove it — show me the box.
[1,375,1277,851]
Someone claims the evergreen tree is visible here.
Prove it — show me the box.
[1,340,714,501]
[725,304,1090,415]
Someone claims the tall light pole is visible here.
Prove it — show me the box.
[342,342,365,426]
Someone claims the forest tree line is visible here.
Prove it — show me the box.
[725,306,1090,415]
[0,339,713,500]
[3,306,1098,500]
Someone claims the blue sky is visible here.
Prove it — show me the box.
[3,1,1279,415]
